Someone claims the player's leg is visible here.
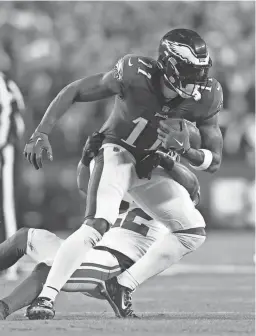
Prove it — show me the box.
[103,229,205,317]
[0,263,50,320]
[1,144,18,280]
[4,249,120,320]
[0,228,61,319]
[166,161,200,205]
[102,168,206,316]
[27,145,135,319]
[0,228,28,271]
[62,248,123,299]
[120,167,206,284]
[117,228,206,289]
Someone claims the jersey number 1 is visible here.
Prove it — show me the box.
[122,117,161,150]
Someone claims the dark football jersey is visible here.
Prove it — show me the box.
[100,54,223,160]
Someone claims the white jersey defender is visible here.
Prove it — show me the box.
[27,201,205,299]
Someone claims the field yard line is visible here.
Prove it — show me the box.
[159,264,255,276]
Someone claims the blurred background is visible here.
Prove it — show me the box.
[0,1,254,236]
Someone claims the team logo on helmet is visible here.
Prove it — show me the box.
[113,58,124,81]
[162,40,209,66]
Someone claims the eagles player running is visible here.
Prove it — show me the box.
[24,28,223,319]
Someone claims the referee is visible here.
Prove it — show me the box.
[0,72,25,280]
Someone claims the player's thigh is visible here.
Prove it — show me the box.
[26,229,62,265]
[129,167,205,231]
[85,145,136,225]
[63,248,121,299]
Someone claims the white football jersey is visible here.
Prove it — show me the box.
[97,203,169,262]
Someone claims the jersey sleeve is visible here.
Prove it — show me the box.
[197,79,223,125]
[112,54,156,95]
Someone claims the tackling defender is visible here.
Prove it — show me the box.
[0,136,204,319]
[24,28,223,319]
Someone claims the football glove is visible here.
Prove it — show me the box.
[157,118,191,154]
[24,131,53,170]
[136,151,161,180]
[156,148,176,171]
[81,132,105,166]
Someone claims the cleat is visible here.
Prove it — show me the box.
[25,297,55,320]
[0,300,9,320]
[98,276,139,318]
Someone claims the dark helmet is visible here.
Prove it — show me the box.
[158,28,212,100]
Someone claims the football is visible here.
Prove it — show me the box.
[185,120,202,149]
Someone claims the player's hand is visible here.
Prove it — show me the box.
[81,132,105,166]
[136,152,161,180]
[24,131,53,170]
[157,119,190,154]
[156,148,176,171]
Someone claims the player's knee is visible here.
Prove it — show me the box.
[84,218,109,235]
[176,233,206,253]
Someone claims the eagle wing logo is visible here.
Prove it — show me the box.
[113,58,124,81]
[162,40,209,66]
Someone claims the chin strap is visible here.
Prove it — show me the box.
[163,73,202,101]
[176,85,202,101]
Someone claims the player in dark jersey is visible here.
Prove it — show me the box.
[24,28,223,319]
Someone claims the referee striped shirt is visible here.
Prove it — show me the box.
[0,72,25,149]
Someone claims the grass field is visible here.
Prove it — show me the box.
[0,231,254,336]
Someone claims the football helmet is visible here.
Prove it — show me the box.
[158,28,212,100]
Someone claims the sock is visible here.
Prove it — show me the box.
[117,232,186,290]
[1,263,50,317]
[39,224,102,301]
[0,228,28,271]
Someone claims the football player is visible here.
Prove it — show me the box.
[0,136,204,320]
[23,28,223,319]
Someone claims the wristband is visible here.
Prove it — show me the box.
[189,149,213,171]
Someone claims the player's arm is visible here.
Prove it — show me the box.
[77,131,105,196]
[77,160,90,197]
[24,70,122,169]
[182,81,224,174]
[182,114,223,173]
[158,153,200,203]
[36,71,121,135]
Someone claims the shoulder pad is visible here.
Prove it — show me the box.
[198,78,223,122]
[113,54,158,90]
